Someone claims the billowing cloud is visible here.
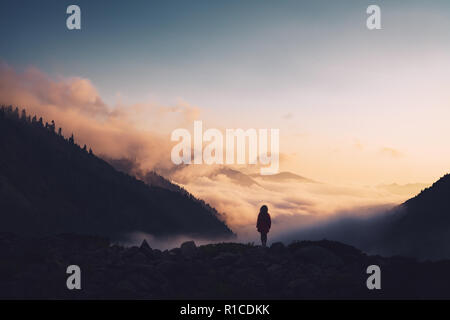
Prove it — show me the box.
[171,166,423,241]
[0,62,428,242]
[0,62,194,172]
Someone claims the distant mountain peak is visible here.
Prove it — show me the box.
[250,171,316,183]
[211,167,260,187]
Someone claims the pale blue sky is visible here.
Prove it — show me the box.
[1,0,449,109]
[1,0,450,183]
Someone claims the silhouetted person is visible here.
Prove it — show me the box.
[256,205,271,247]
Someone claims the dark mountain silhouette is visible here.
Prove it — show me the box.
[104,157,189,192]
[277,174,450,260]
[0,106,234,239]
[379,174,450,260]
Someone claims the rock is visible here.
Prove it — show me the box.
[122,246,139,258]
[156,260,183,276]
[286,277,315,297]
[169,248,181,256]
[140,239,151,251]
[152,249,163,259]
[233,256,247,267]
[130,252,149,264]
[248,246,266,258]
[294,246,344,267]
[266,264,285,289]
[127,273,154,291]
[115,280,136,294]
[288,277,309,289]
[122,247,149,264]
[4,233,448,299]
[270,242,286,254]
[213,252,238,266]
[180,241,197,257]
[267,264,283,274]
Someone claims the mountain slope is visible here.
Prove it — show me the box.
[0,106,234,238]
[380,174,450,259]
[250,171,316,183]
[210,167,260,187]
[104,157,188,192]
[274,175,450,260]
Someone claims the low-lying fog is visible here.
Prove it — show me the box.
[120,171,427,253]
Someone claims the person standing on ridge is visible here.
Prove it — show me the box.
[256,205,271,247]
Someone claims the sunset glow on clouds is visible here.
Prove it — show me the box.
[0,62,434,239]
[1,1,450,239]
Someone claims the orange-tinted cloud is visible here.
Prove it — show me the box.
[0,62,195,172]
[0,62,425,240]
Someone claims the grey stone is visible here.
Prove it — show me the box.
[180,241,197,257]
[294,246,344,267]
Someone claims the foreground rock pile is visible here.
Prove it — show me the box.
[1,233,449,299]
